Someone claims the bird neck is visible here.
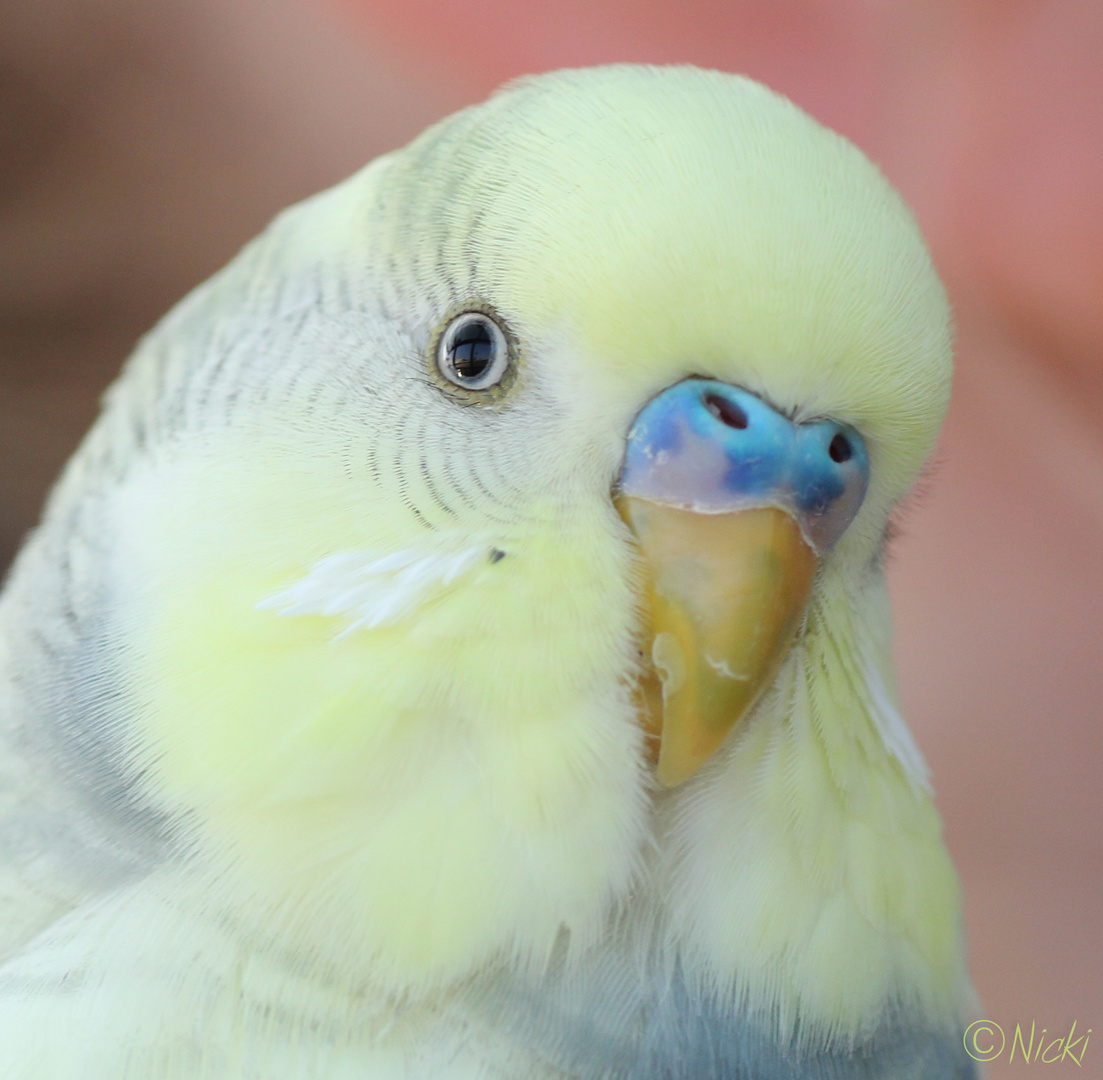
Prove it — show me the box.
[654,573,972,1046]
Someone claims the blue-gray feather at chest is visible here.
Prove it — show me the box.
[463,947,976,1080]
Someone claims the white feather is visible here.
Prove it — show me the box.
[257,536,494,637]
[859,645,932,793]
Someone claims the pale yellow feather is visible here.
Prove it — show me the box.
[0,65,971,1076]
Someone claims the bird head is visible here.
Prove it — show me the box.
[32,67,962,1032]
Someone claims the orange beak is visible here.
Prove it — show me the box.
[617,498,817,787]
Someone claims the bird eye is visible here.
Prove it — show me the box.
[437,312,510,391]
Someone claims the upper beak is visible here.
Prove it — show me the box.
[615,378,869,787]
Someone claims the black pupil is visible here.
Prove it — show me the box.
[450,320,495,380]
[829,433,852,463]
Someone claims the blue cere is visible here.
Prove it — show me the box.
[619,377,870,552]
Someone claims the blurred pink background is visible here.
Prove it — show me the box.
[1,2,1100,1074]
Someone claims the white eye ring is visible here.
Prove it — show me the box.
[436,312,511,391]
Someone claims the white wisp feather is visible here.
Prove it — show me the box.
[858,648,932,793]
[257,536,496,638]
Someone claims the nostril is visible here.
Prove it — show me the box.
[829,433,852,463]
[704,393,748,430]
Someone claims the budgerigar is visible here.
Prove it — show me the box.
[0,66,978,1078]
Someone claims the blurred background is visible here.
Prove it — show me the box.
[1,1,1099,1073]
